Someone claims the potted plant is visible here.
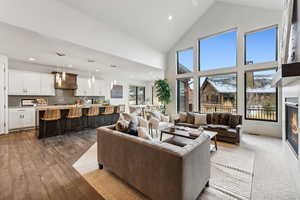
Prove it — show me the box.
[154,79,172,114]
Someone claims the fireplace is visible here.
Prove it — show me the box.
[286,101,299,156]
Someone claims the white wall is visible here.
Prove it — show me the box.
[0,0,165,69]
[165,2,283,137]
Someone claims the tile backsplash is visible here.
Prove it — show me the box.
[8,89,104,107]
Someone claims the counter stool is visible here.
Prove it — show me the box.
[102,106,115,126]
[40,109,61,137]
[115,104,125,114]
[84,106,99,129]
[65,107,82,132]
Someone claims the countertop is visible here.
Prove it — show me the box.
[9,104,120,111]
[36,104,120,111]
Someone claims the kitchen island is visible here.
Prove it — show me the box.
[37,104,121,139]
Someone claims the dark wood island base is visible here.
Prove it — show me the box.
[37,106,120,139]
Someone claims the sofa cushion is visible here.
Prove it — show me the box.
[115,120,130,133]
[186,112,195,124]
[194,113,207,126]
[229,115,240,128]
[207,124,230,130]
[179,112,187,123]
[217,129,237,138]
[219,113,230,125]
[176,123,199,129]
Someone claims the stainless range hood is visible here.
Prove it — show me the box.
[53,72,78,90]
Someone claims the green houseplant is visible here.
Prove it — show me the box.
[154,79,172,114]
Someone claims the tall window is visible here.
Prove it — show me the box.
[199,73,237,114]
[245,27,277,65]
[177,48,193,74]
[129,86,145,105]
[177,78,194,112]
[245,69,277,121]
[199,30,237,71]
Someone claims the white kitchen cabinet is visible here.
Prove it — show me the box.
[75,77,104,97]
[40,73,55,96]
[24,71,41,95]
[8,70,24,95]
[8,70,55,96]
[8,108,36,130]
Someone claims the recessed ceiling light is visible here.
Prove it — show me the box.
[168,15,173,21]
[110,64,118,68]
[56,52,66,57]
[88,59,96,63]
[28,57,36,61]
[68,64,73,68]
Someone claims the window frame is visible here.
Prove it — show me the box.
[198,72,238,114]
[198,28,238,72]
[177,77,194,113]
[176,47,194,75]
[129,86,146,105]
[244,25,278,66]
[244,68,278,122]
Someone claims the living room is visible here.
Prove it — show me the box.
[0,0,300,199]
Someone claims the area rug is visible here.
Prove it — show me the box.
[73,142,255,200]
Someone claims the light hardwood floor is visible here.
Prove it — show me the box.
[0,130,299,200]
[0,130,103,200]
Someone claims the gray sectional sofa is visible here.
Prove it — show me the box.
[97,125,210,200]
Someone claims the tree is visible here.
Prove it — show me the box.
[154,79,172,114]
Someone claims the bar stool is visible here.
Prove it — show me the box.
[84,106,99,129]
[65,107,82,132]
[40,109,61,138]
[102,106,115,126]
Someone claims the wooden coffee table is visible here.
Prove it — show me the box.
[160,127,218,151]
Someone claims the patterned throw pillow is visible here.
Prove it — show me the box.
[219,113,230,125]
[179,112,188,123]
[186,112,195,124]
[128,121,138,136]
[212,113,220,124]
[229,115,240,128]
[115,120,130,133]
[194,113,207,125]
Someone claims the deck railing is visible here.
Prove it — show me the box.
[200,104,277,121]
[200,104,237,114]
[246,106,277,121]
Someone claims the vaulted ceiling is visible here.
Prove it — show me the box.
[60,0,283,52]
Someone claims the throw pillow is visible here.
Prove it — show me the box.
[122,113,139,125]
[115,120,130,133]
[128,121,138,136]
[229,115,240,128]
[186,112,195,124]
[179,112,187,123]
[194,113,207,125]
[212,113,220,124]
[219,113,230,125]
[137,127,152,140]
[161,115,170,122]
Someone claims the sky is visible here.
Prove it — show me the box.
[178,27,277,72]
